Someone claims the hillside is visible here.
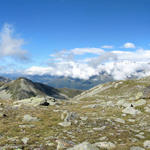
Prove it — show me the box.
[0,76,11,83]
[0,77,82,100]
[2,73,114,90]
[0,76,150,149]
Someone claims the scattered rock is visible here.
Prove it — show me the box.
[58,122,71,127]
[67,142,99,150]
[94,141,116,149]
[21,137,29,145]
[114,118,125,124]
[80,116,88,121]
[93,126,106,131]
[64,112,78,122]
[136,92,143,100]
[134,99,146,107]
[14,96,57,107]
[143,140,150,148]
[23,114,39,122]
[19,124,35,128]
[40,101,49,106]
[61,111,78,125]
[56,139,75,150]
[135,134,145,139]
[45,142,55,146]
[0,113,7,118]
[82,104,100,109]
[128,119,135,122]
[99,136,107,141]
[130,146,145,150]
[144,107,150,113]
[122,106,141,115]
[130,138,138,143]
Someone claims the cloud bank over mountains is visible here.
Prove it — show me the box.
[0,23,150,81]
[25,47,150,80]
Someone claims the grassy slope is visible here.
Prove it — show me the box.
[0,77,150,149]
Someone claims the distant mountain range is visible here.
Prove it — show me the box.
[1,72,114,90]
[1,61,150,90]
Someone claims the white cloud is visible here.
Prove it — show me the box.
[24,62,97,80]
[0,23,28,60]
[123,42,136,48]
[97,61,150,80]
[24,47,150,80]
[101,45,113,49]
[71,48,104,55]
[112,49,150,61]
[1,25,150,81]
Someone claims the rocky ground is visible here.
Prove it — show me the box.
[0,77,150,149]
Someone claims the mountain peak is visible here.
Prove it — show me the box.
[0,77,68,100]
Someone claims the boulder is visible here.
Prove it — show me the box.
[14,97,57,107]
[122,106,141,115]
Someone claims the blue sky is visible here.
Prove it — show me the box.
[0,0,150,79]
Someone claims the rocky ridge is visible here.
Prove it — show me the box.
[0,77,82,100]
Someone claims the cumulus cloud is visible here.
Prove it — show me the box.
[101,45,113,49]
[71,48,104,55]
[112,49,150,61]
[24,62,97,80]
[24,46,150,80]
[0,23,28,60]
[88,52,117,67]
[123,42,136,48]
[97,61,150,80]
